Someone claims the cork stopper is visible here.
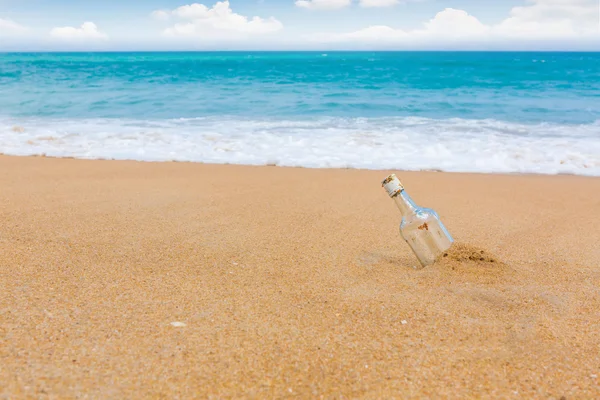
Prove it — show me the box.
[382,174,404,197]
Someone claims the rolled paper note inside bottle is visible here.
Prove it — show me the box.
[382,174,453,267]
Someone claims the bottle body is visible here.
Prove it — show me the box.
[400,206,453,267]
[382,174,453,268]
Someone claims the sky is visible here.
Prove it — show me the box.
[0,0,599,50]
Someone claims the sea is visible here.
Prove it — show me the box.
[1,51,599,175]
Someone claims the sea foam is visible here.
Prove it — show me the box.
[1,116,599,176]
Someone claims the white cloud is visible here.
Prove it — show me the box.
[0,18,27,34]
[495,0,599,38]
[317,0,599,45]
[359,0,399,8]
[422,8,490,38]
[319,8,489,43]
[155,1,282,39]
[298,0,418,10]
[50,22,108,41]
[295,0,351,10]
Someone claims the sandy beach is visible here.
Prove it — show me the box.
[1,154,599,398]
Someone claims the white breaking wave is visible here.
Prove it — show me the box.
[1,116,599,176]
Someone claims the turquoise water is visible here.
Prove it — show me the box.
[1,52,599,174]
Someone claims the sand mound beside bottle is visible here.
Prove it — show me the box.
[439,243,499,265]
[434,243,509,281]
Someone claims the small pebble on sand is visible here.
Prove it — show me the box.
[170,322,187,327]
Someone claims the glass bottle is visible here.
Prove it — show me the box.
[382,174,453,267]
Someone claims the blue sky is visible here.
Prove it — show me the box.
[0,0,598,50]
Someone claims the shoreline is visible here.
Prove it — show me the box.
[1,153,598,179]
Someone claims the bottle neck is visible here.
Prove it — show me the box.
[393,190,418,216]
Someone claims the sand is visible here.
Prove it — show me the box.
[1,154,599,398]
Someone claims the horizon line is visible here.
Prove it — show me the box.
[2,49,600,53]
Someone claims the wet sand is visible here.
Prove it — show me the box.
[1,155,599,398]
